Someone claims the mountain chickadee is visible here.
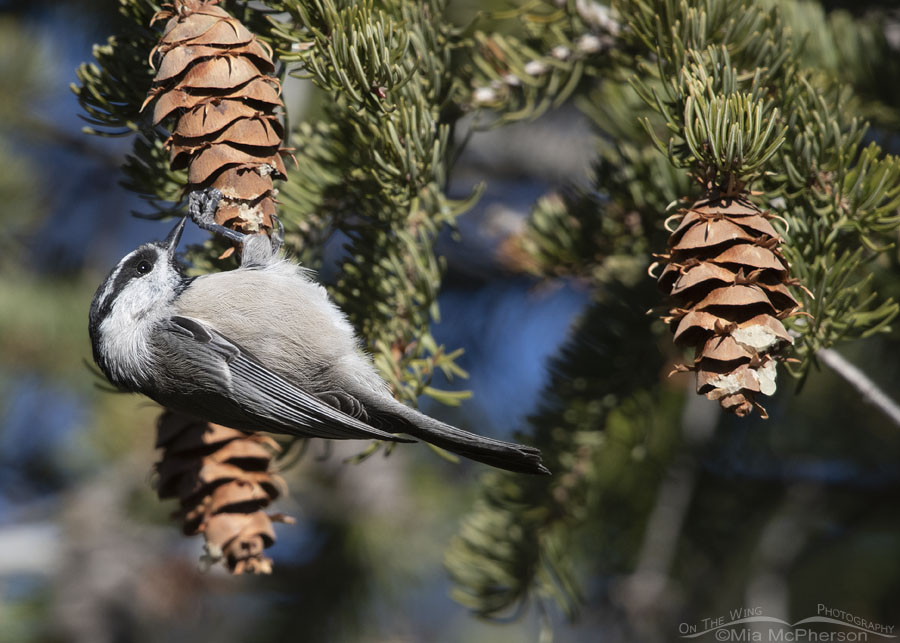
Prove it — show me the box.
[88,189,548,475]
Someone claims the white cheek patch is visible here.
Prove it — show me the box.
[96,256,177,386]
[99,304,153,385]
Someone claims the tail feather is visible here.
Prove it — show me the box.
[362,394,550,475]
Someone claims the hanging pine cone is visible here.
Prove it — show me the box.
[155,412,295,574]
[145,0,287,234]
[143,0,295,574]
[656,192,803,418]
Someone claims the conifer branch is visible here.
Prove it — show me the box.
[263,0,479,413]
[816,348,900,430]
[450,0,900,626]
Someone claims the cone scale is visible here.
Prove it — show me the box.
[656,193,802,418]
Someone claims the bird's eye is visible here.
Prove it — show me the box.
[136,260,153,275]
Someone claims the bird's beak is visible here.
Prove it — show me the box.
[164,217,187,257]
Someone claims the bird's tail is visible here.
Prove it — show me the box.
[363,394,550,475]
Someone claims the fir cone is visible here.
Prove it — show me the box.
[155,411,294,574]
[143,1,295,574]
[145,0,287,234]
[656,193,803,418]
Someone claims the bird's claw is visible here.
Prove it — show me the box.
[187,188,247,245]
[188,187,284,254]
[188,187,222,228]
[270,214,284,253]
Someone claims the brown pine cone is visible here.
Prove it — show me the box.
[656,192,804,418]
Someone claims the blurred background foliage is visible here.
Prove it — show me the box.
[1,0,899,642]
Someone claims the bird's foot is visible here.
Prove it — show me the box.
[188,188,284,255]
[269,214,284,253]
[187,188,248,245]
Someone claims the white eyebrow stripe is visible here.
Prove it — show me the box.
[96,248,140,309]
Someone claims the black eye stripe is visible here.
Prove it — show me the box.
[89,247,161,328]
[123,249,158,277]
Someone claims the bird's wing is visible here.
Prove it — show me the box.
[153,315,411,442]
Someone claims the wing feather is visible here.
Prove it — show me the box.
[154,316,410,442]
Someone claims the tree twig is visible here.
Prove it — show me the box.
[817,347,900,429]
